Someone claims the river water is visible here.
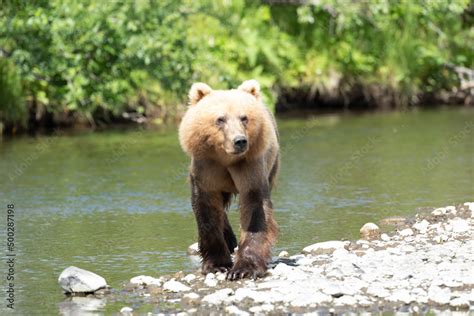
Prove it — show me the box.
[0,108,473,314]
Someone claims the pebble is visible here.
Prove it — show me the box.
[388,289,414,304]
[302,240,350,255]
[432,208,447,216]
[182,292,200,305]
[187,242,199,255]
[450,218,469,233]
[433,234,449,243]
[123,203,474,313]
[428,285,451,305]
[380,233,390,241]
[413,220,430,233]
[163,280,191,292]
[204,273,218,287]
[399,228,414,236]
[463,202,474,216]
[278,250,289,258]
[225,305,250,316]
[334,295,357,306]
[130,275,161,286]
[202,288,234,305]
[450,297,469,308]
[120,306,133,313]
[249,304,274,313]
[183,274,197,283]
[216,272,226,281]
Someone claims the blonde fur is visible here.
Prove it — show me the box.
[179,82,278,167]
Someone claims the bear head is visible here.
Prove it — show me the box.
[179,80,274,164]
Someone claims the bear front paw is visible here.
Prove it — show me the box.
[226,260,266,280]
[202,260,233,274]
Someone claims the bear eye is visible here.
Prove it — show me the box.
[216,116,226,126]
[240,115,248,124]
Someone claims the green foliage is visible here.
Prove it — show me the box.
[0,58,25,127]
[0,0,472,128]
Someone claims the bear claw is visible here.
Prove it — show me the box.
[226,265,265,281]
[202,261,232,274]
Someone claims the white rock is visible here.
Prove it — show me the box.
[187,242,199,255]
[380,233,390,241]
[311,292,333,304]
[356,295,372,306]
[204,274,218,287]
[334,295,357,306]
[413,220,430,233]
[463,202,474,217]
[464,202,474,210]
[183,292,200,300]
[450,218,469,233]
[399,228,414,236]
[183,274,197,283]
[297,257,317,267]
[249,304,274,313]
[450,297,469,308]
[388,289,414,304]
[278,251,289,258]
[360,222,381,240]
[444,223,453,232]
[130,275,161,286]
[120,306,133,313]
[433,234,449,243]
[302,241,350,255]
[202,288,234,305]
[216,272,226,281]
[322,283,344,296]
[58,266,107,293]
[428,285,451,305]
[366,283,391,298]
[432,208,447,216]
[272,262,294,277]
[163,280,191,292]
[445,206,456,213]
[225,305,250,316]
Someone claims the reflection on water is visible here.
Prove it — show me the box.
[58,297,106,315]
[0,108,473,314]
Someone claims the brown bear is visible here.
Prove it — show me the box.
[179,79,279,280]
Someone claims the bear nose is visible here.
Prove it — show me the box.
[233,136,248,152]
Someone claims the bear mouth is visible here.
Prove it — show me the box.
[227,149,247,156]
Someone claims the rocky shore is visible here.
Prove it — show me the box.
[60,202,474,315]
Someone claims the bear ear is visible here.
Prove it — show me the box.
[189,82,212,106]
[238,79,261,100]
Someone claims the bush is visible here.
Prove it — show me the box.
[0,58,25,131]
[0,0,472,131]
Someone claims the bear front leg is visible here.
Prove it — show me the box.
[226,187,278,280]
[191,176,233,274]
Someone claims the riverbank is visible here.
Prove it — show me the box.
[84,202,474,314]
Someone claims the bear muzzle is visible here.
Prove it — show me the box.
[233,136,248,154]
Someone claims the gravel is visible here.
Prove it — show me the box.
[121,202,474,314]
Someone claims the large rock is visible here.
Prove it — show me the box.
[302,241,350,255]
[58,266,107,294]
